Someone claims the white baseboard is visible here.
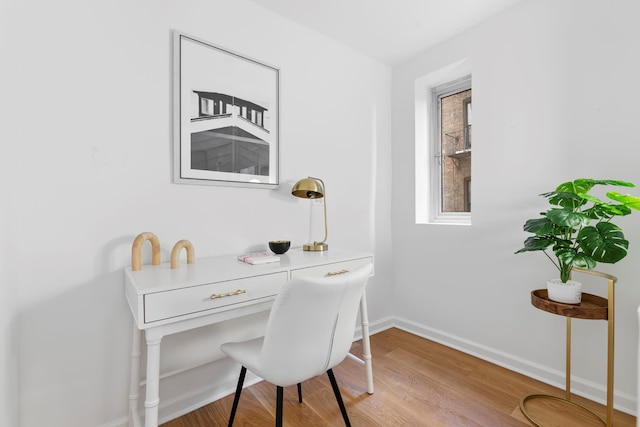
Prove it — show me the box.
[392,316,637,416]
[156,372,263,425]
[354,315,395,340]
[98,415,129,427]
[101,371,263,427]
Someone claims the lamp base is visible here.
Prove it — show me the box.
[303,242,328,251]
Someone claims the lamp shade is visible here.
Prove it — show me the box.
[291,178,325,199]
[291,177,328,251]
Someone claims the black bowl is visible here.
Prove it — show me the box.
[269,240,290,254]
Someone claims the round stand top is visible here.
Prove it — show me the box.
[531,289,608,320]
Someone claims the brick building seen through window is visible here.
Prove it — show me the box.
[440,88,471,212]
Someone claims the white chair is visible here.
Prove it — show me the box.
[221,264,373,427]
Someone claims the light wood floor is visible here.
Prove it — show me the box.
[161,328,636,426]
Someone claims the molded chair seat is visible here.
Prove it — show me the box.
[221,264,373,427]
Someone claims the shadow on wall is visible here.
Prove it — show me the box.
[18,234,159,426]
[18,269,132,426]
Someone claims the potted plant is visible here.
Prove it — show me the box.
[515,178,640,303]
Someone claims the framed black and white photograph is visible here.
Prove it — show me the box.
[173,31,279,188]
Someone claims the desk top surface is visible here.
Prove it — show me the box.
[125,247,372,295]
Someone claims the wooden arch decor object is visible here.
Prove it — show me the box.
[170,239,195,269]
[131,232,161,271]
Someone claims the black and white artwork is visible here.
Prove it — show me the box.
[173,31,279,188]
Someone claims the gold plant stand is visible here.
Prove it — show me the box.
[520,268,616,426]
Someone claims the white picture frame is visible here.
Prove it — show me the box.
[173,31,279,188]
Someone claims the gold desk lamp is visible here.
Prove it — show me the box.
[291,177,328,251]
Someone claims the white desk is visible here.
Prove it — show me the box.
[124,248,374,427]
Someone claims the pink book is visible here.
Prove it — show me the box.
[237,252,280,265]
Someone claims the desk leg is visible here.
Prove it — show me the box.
[359,293,374,394]
[128,325,143,427]
[144,328,163,427]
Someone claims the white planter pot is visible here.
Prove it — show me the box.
[547,279,582,304]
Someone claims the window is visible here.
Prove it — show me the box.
[432,76,472,218]
[414,58,471,225]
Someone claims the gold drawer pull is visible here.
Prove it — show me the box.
[326,269,349,276]
[210,289,247,300]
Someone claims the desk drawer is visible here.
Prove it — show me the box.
[290,257,373,279]
[144,272,287,323]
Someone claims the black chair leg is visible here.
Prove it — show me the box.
[276,386,284,427]
[327,369,351,427]
[297,383,302,403]
[228,366,247,427]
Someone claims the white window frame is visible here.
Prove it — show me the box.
[431,76,472,222]
[414,58,472,225]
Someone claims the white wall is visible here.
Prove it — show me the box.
[1,131,19,425]
[1,0,392,425]
[392,0,640,414]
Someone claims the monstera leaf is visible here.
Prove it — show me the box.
[554,247,597,269]
[515,236,556,253]
[546,191,586,210]
[522,217,558,235]
[577,222,628,263]
[545,208,588,228]
[608,191,640,210]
